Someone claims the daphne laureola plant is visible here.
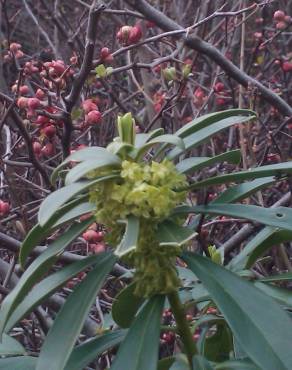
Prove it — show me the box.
[2,109,292,370]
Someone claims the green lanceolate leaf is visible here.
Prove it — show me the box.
[168,114,255,160]
[215,359,260,370]
[111,295,165,370]
[186,177,276,231]
[192,355,215,370]
[183,252,292,370]
[0,218,93,337]
[228,227,292,272]
[186,161,292,190]
[20,223,46,265]
[212,177,275,204]
[21,197,92,266]
[175,109,255,139]
[136,134,185,161]
[65,157,121,185]
[254,282,292,309]
[156,220,197,247]
[52,202,96,227]
[199,323,233,362]
[106,140,134,156]
[64,330,126,370]
[135,128,164,148]
[259,272,292,283]
[169,355,189,370]
[0,357,37,370]
[115,216,139,257]
[173,204,292,231]
[5,255,102,333]
[157,357,175,370]
[51,147,118,184]
[38,175,118,226]
[112,282,145,328]
[0,334,26,356]
[176,150,241,174]
[19,210,94,268]
[36,252,116,370]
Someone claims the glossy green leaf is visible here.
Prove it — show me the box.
[156,220,197,247]
[20,223,47,266]
[168,114,255,159]
[36,252,116,370]
[199,323,233,362]
[192,355,215,370]
[112,282,145,328]
[173,204,292,231]
[183,252,292,370]
[19,211,94,268]
[5,255,102,333]
[259,272,292,283]
[110,295,165,370]
[38,175,118,226]
[175,109,255,139]
[51,146,116,184]
[115,216,139,257]
[64,330,126,370]
[20,197,90,266]
[0,334,26,356]
[65,157,121,185]
[254,282,292,309]
[229,227,292,272]
[0,218,93,337]
[52,202,96,227]
[149,134,185,149]
[187,177,276,231]
[191,283,210,303]
[157,357,175,370]
[135,128,164,148]
[176,150,241,174]
[169,355,189,370]
[192,314,225,331]
[215,359,260,369]
[106,141,134,157]
[212,177,275,204]
[0,357,36,370]
[186,161,292,190]
[136,134,185,160]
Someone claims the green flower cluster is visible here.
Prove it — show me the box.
[130,221,181,296]
[90,159,186,224]
[89,158,187,296]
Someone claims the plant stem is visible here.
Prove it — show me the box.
[168,290,197,369]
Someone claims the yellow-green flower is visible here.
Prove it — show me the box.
[89,158,187,296]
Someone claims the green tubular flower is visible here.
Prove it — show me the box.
[89,158,187,296]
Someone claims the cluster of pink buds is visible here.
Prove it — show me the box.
[153,91,165,112]
[0,200,10,217]
[213,82,229,106]
[282,60,292,72]
[40,60,73,90]
[24,61,39,74]
[193,87,206,107]
[17,96,42,113]
[82,224,105,254]
[82,98,102,127]
[4,43,24,61]
[273,10,291,30]
[100,47,114,63]
[116,25,142,46]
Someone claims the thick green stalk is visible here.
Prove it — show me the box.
[168,290,197,369]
